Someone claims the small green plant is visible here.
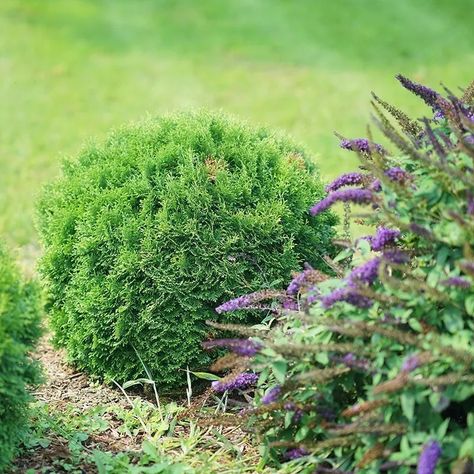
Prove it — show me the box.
[0,242,42,472]
[211,77,474,472]
[19,399,263,474]
[37,111,337,390]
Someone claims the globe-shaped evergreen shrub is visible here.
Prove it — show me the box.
[38,112,337,390]
[0,243,42,471]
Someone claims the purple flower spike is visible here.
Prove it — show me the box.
[284,447,309,461]
[417,441,441,474]
[262,385,281,405]
[325,172,365,192]
[310,188,373,216]
[282,298,298,311]
[337,353,371,371]
[321,287,372,309]
[216,294,253,313]
[349,257,381,285]
[440,277,471,288]
[202,338,262,357]
[401,354,420,373]
[396,75,441,112]
[340,138,384,154]
[211,372,259,393]
[282,402,303,422]
[368,227,400,251]
[287,269,313,295]
[385,166,411,184]
[216,290,281,313]
[369,179,382,192]
[382,249,409,264]
[467,194,474,215]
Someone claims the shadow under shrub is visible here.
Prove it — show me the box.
[0,243,42,472]
[210,78,474,473]
[37,111,337,391]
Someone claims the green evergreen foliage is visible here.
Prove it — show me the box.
[37,112,337,391]
[0,244,42,471]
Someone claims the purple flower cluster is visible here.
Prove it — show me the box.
[401,354,420,373]
[349,257,381,285]
[417,441,441,474]
[310,189,373,216]
[321,286,372,309]
[385,166,411,184]
[335,353,371,372]
[211,372,259,393]
[396,74,441,112]
[283,402,304,422]
[215,294,253,313]
[325,172,365,192]
[366,227,400,251]
[369,179,382,192]
[202,338,262,357]
[340,138,384,154]
[284,447,309,460]
[382,249,409,264]
[216,290,280,313]
[440,277,471,288]
[282,298,298,311]
[287,269,314,295]
[320,247,409,309]
[468,194,474,215]
[261,385,282,405]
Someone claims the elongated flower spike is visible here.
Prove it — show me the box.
[284,447,309,460]
[384,166,412,184]
[325,172,365,192]
[321,287,372,309]
[261,385,282,405]
[310,188,373,216]
[366,227,400,251]
[440,277,471,288]
[202,338,262,356]
[462,79,474,105]
[371,91,422,136]
[396,74,442,113]
[417,441,441,474]
[401,354,420,373]
[211,372,258,393]
[215,290,284,313]
[340,138,385,154]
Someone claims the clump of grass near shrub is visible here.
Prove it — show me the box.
[209,77,474,473]
[37,111,337,391]
[0,243,42,472]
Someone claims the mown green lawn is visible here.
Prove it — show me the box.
[1,0,473,247]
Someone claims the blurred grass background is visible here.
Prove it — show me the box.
[1,0,473,250]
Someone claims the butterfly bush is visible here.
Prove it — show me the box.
[209,76,474,473]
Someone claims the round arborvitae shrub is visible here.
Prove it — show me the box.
[212,78,474,472]
[0,243,42,471]
[37,112,337,390]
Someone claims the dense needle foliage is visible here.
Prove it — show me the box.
[0,243,42,471]
[37,112,337,390]
[210,77,474,473]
